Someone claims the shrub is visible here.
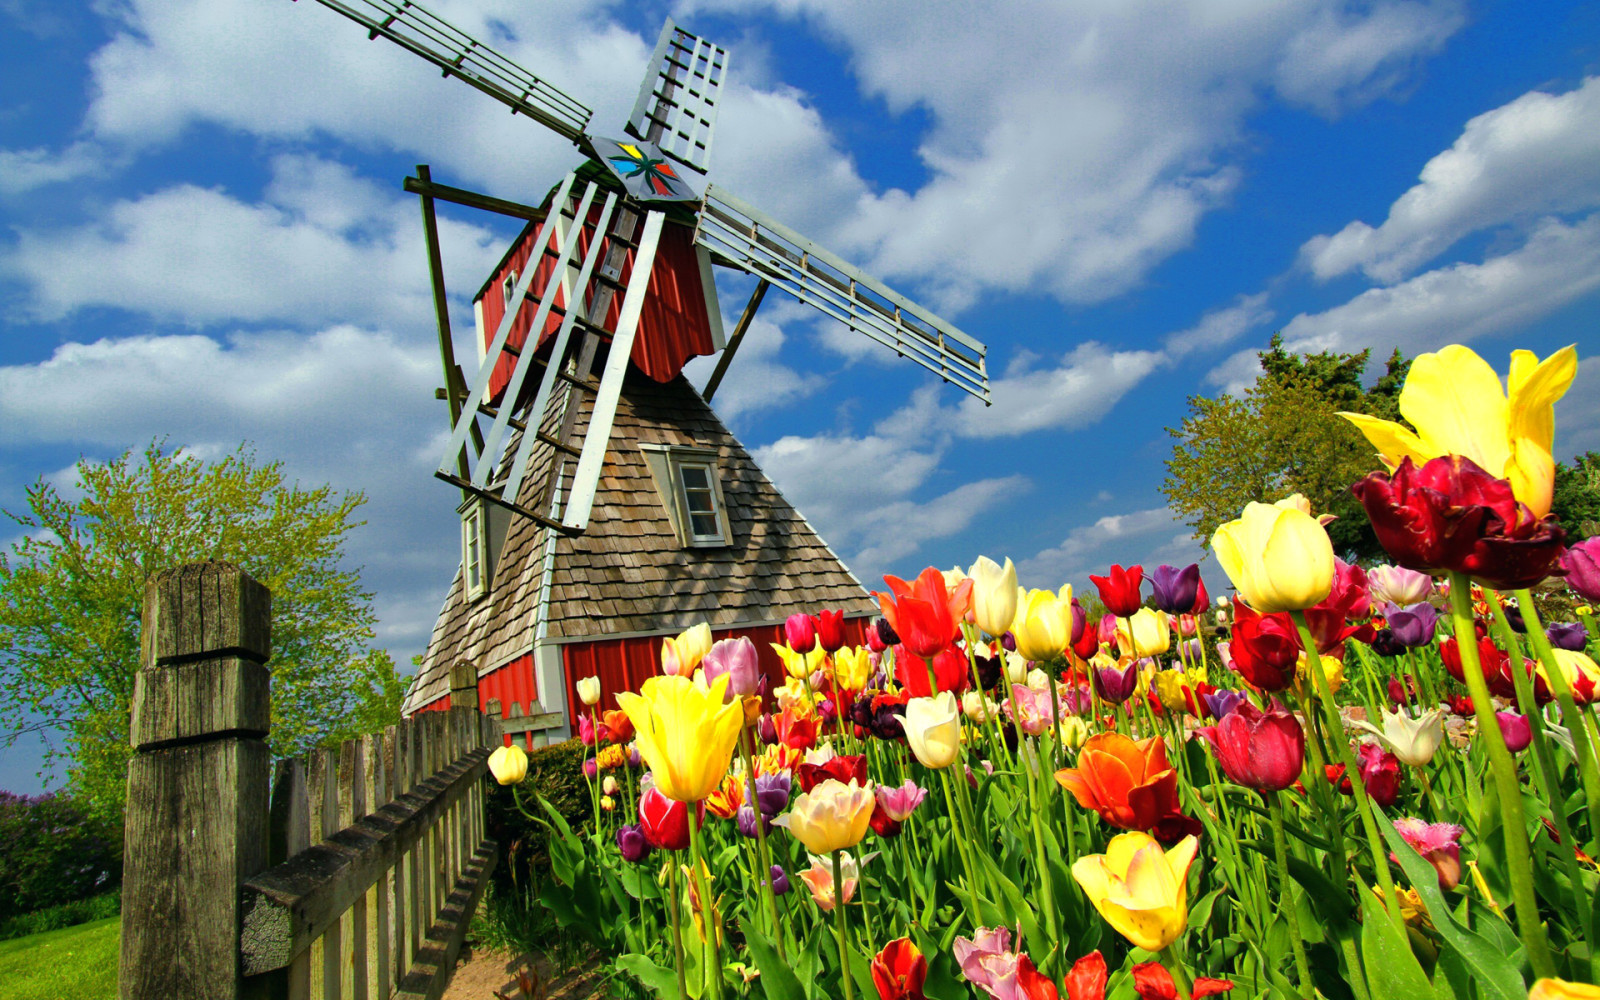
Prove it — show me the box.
[0,791,122,921]
[485,738,591,887]
[0,889,120,941]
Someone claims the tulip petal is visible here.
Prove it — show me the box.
[1339,412,1433,467]
[1399,345,1510,476]
[1508,344,1578,453]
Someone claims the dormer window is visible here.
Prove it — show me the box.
[462,499,488,601]
[639,444,732,548]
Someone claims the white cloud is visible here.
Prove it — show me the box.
[0,142,107,195]
[1164,293,1275,357]
[1018,506,1204,593]
[1277,213,1600,358]
[1556,357,1600,459]
[2,154,503,330]
[1271,1,1461,115]
[1302,76,1600,283]
[681,313,827,421]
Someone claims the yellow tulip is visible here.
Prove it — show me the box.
[676,623,713,670]
[1546,648,1600,701]
[772,642,827,680]
[1012,587,1073,662]
[1292,652,1345,700]
[1071,832,1198,952]
[968,555,1019,638]
[1340,343,1578,517]
[1530,978,1600,1000]
[833,646,873,691]
[487,744,528,785]
[1152,669,1193,714]
[576,676,602,705]
[1115,607,1171,658]
[617,673,744,803]
[1211,495,1335,613]
[904,691,962,769]
[1058,716,1089,749]
[774,778,875,854]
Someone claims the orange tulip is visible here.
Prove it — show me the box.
[1056,732,1186,833]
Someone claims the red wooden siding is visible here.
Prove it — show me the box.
[476,211,716,401]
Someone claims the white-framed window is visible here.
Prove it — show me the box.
[462,500,488,601]
[639,444,733,548]
[502,270,519,312]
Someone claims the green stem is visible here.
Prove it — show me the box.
[1444,574,1554,978]
[1271,794,1314,999]
[833,851,855,1000]
[1289,610,1404,926]
[1022,748,1064,989]
[667,859,689,1000]
[739,729,786,960]
[1157,944,1192,1000]
[1514,588,1600,854]
[938,767,985,929]
[686,804,722,1000]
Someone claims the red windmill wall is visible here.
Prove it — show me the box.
[476,209,716,401]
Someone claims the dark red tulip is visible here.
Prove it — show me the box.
[1090,564,1145,617]
[1197,703,1305,791]
[785,612,818,653]
[1229,599,1301,692]
[795,754,869,793]
[1092,661,1140,705]
[1352,455,1567,591]
[870,937,927,1000]
[817,609,847,653]
[1330,743,1402,807]
[1301,559,1375,657]
[1447,694,1476,717]
[868,800,903,838]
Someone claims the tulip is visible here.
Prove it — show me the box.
[1014,955,1057,1000]
[702,637,761,699]
[785,612,818,653]
[638,785,695,850]
[904,692,962,768]
[1072,832,1198,952]
[1352,707,1445,767]
[575,675,601,706]
[1197,702,1304,791]
[968,556,1020,638]
[602,775,619,796]
[582,757,598,779]
[963,690,1000,722]
[1092,661,1139,705]
[811,608,845,653]
[1059,716,1090,749]
[1090,564,1145,617]
[705,771,746,819]
[616,823,652,863]
[1013,587,1074,662]
[871,938,927,1000]
[875,568,971,658]
[796,852,869,910]
[1352,455,1567,591]
[1005,683,1059,736]
[1116,607,1172,659]
[894,642,969,697]
[1064,952,1107,1000]
[1212,496,1335,613]
[773,642,827,680]
[1056,732,1186,834]
[1200,687,1248,720]
[1130,963,1236,1000]
[1548,648,1600,705]
[1340,343,1577,517]
[1152,670,1195,716]
[1495,711,1533,754]
[1548,622,1589,652]
[1229,599,1301,691]
[1070,596,1089,643]
[1385,601,1439,648]
[1150,564,1202,616]
[952,927,1019,1000]
[1291,652,1345,702]
[834,645,873,692]
[487,744,528,785]
[796,754,868,794]
[1357,743,1401,807]
[617,673,744,803]
[1393,817,1465,891]
[768,864,791,895]
[1564,538,1600,603]
[775,778,875,854]
[1530,979,1600,1000]
[874,779,927,822]
[1369,564,1433,606]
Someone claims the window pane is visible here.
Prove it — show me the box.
[681,465,710,490]
[690,512,719,537]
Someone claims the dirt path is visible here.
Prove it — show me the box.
[440,944,610,1000]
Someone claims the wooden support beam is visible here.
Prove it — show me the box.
[701,278,769,402]
[402,174,548,222]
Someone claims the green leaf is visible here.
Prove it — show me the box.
[1372,803,1528,1000]
[615,952,683,1000]
[742,920,809,1000]
[1281,855,1358,939]
[1358,885,1434,1000]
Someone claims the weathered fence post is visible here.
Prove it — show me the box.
[120,561,272,1000]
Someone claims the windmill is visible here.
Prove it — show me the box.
[297,0,990,536]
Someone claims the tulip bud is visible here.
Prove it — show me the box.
[1025,667,1051,691]
[816,609,847,653]
[1495,711,1533,753]
[904,692,962,769]
[582,757,598,779]
[967,556,1019,638]
[1212,496,1335,613]
[602,775,619,796]
[487,744,528,785]
[768,864,791,896]
[702,636,761,699]
[576,676,602,706]
[600,795,615,812]
[1058,716,1089,749]
[785,612,818,653]
[616,823,652,863]
[1004,651,1028,685]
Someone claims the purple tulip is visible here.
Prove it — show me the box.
[582,757,598,779]
[1069,598,1087,644]
[768,865,791,896]
[754,772,792,815]
[1150,564,1202,616]
[1371,628,1406,658]
[1201,688,1249,720]
[736,805,769,838]
[1385,602,1439,648]
[702,637,761,698]
[1000,630,1016,652]
[1495,711,1533,754]
[875,616,901,648]
[616,823,652,863]
[757,714,778,745]
[1548,622,1589,652]
[1504,604,1527,633]
[1092,662,1139,705]
[1564,537,1600,602]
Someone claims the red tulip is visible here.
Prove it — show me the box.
[795,754,869,793]
[868,800,903,838]
[894,641,970,697]
[871,937,927,1000]
[1014,954,1057,1000]
[1064,952,1107,1000]
[817,609,847,653]
[774,707,820,750]
[785,612,818,653]
[1132,963,1234,999]
[1090,564,1145,617]
[1301,559,1376,658]
[1440,636,1551,703]
[1229,599,1301,692]
[1327,744,1401,807]
[1197,703,1305,791]
[638,785,696,850]
[875,568,969,658]
[1352,455,1567,590]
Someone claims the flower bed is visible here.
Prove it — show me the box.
[489,343,1599,1000]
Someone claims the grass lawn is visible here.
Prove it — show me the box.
[0,917,118,1000]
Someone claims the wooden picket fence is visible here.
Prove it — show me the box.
[119,561,500,1000]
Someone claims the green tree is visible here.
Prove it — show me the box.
[0,441,390,818]
[1553,451,1600,540]
[1162,336,1411,561]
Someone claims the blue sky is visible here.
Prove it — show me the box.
[2,0,1598,792]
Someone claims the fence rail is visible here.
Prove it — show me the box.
[119,562,497,1000]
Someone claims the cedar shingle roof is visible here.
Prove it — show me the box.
[402,370,876,712]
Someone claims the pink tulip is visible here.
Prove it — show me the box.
[953,926,1020,1000]
[1393,818,1464,891]
[874,779,928,822]
[702,637,761,699]
[1495,711,1533,753]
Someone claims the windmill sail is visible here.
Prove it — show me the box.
[625,18,728,175]
[695,185,990,404]
[301,0,592,142]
